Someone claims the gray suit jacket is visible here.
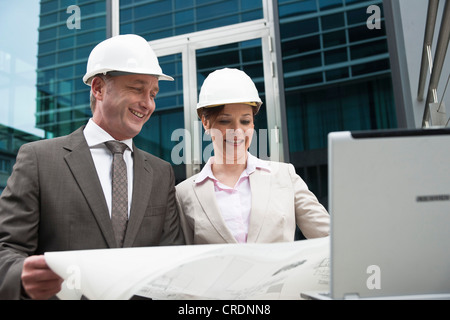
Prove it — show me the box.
[0,126,184,299]
[176,160,330,244]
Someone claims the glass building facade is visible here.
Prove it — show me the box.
[0,126,41,193]
[278,0,396,206]
[1,1,43,193]
[37,0,107,137]
[3,0,397,208]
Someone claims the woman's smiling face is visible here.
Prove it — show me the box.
[204,103,255,164]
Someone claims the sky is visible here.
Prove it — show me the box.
[0,0,44,137]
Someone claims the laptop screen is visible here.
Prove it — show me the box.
[328,128,450,299]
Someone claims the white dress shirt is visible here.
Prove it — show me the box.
[83,119,134,217]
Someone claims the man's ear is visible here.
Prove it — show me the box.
[91,76,106,101]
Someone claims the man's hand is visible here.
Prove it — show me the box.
[21,255,63,300]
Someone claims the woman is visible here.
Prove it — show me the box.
[176,68,329,244]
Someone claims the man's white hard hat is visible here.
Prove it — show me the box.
[83,34,174,85]
[196,68,263,118]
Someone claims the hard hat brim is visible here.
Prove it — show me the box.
[196,101,262,118]
[83,69,174,85]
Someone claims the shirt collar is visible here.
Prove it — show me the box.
[194,152,271,184]
[195,158,215,184]
[84,118,134,152]
[246,152,271,174]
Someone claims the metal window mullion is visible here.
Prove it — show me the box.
[106,0,120,38]
[186,45,203,177]
[263,0,288,163]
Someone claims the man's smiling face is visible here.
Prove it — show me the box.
[91,73,159,140]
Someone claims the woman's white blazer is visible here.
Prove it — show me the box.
[175,160,330,244]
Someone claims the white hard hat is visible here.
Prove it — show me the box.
[196,68,263,118]
[83,34,174,85]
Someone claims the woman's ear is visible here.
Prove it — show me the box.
[201,116,209,132]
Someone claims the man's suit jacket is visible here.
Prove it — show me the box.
[0,126,184,299]
[176,160,330,244]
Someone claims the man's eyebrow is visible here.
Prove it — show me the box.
[130,79,159,92]
[131,79,148,85]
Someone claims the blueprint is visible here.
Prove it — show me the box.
[44,236,330,300]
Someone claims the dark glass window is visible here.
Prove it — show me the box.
[40,12,58,26]
[120,0,263,40]
[352,58,390,76]
[350,39,387,60]
[348,21,385,42]
[197,1,238,20]
[39,28,57,41]
[324,47,348,65]
[319,0,343,11]
[322,30,346,48]
[325,67,349,81]
[321,13,345,30]
[284,72,323,88]
[36,1,107,133]
[280,18,319,38]
[282,35,321,56]
[284,53,322,71]
[278,0,317,18]
[286,76,396,153]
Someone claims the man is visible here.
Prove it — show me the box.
[0,34,184,300]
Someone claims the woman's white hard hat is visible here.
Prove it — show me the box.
[83,34,174,85]
[196,68,263,118]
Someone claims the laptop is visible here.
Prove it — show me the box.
[302,128,450,300]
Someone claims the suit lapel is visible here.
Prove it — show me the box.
[247,168,271,242]
[193,179,237,243]
[63,127,118,248]
[123,147,152,247]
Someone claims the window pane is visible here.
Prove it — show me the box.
[321,13,344,30]
[279,0,317,18]
[322,30,346,48]
[120,0,263,41]
[319,0,343,11]
[280,18,319,38]
[324,48,348,64]
[282,35,321,56]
